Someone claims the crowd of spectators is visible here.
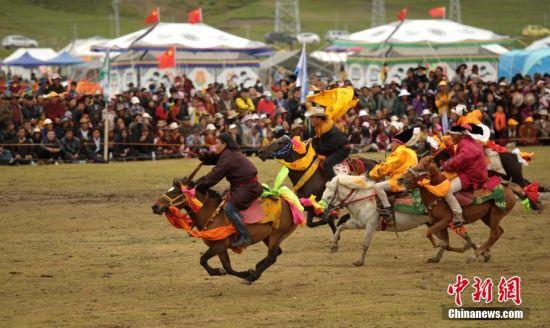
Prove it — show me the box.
[0,65,549,165]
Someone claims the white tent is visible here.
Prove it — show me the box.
[97,22,268,53]
[328,19,512,86]
[344,19,508,44]
[526,36,550,51]
[60,37,111,60]
[3,48,56,62]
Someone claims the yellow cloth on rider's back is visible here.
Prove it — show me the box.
[306,86,358,120]
[369,145,418,192]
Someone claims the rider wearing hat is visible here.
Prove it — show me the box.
[443,124,488,227]
[370,127,420,221]
[195,133,262,247]
[306,106,350,180]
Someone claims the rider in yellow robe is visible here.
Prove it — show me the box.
[369,127,420,220]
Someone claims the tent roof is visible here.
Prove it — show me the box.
[45,51,85,65]
[2,51,48,67]
[96,23,269,55]
[338,19,509,45]
[526,36,550,51]
[2,48,56,62]
[60,37,111,58]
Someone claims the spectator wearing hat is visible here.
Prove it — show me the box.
[358,87,377,114]
[257,91,276,118]
[518,116,537,146]
[46,74,66,94]
[85,128,105,162]
[242,125,261,155]
[378,86,396,113]
[452,64,468,85]
[435,80,450,130]
[285,88,305,125]
[235,89,255,112]
[535,109,550,142]
[43,92,66,122]
[393,89,410,117]
[9,93,23,126]
[113,129,132,160]
[204,124,218,148]
[75,117,91,141]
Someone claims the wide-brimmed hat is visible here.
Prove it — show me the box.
[79,117,90,124]
[507,118,519,126]
[227,110,239,119]
[305,106,327,118]
[392,127,420,147]
[44,118,53,125]
[206,123,217,131]
[451,104,467,116]
[157,120,167,128]
[398,89,410,97]
[421,109,432,116]
[168,122,179,130]
[142,112,152,119]
[538,109,548,116]
[438,80,447,87]
[358,110,368,117]
[131,96,140,104]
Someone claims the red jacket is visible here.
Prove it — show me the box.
[443,135,488,190]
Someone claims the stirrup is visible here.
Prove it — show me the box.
[232,235,251,248]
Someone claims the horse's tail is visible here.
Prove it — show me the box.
[502,182,543,212]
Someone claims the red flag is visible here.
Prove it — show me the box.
[145,8,159,25]
[157,47,176,69]
[397,7,408,21]
[188,8,202,24]
[429,6,446,18]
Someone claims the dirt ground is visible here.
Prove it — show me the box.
[1,147,549,327]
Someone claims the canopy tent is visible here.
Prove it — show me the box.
[499,49,550,81]
[526,36,550,51]
[60,37,111,61]
[45,51,85,66]
[96,22,271,94]
[2,51,48,67]
[325,19,512,86]
[2,48,56,63]
[95,22,270,56]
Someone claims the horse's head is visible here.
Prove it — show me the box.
[152,165,202,215]
[152,178,191,215]
[321,175,341,206]
[257,135,292,161]
[398,155,436,191]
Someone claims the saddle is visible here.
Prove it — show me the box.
[236,198,282,228]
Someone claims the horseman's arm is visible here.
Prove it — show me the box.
[195,156,230,189]
[443,145,478,172]
[369,151,401,179]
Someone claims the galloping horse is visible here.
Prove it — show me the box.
[257,135,378,233]
[152,169,298,285]
[398,156,517,263]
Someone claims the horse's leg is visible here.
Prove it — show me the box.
[337,213,351,227]
[425,218,450,263]
[242,235,282,285]
[217,250,252,279]
[474,208,506,261]
[353,219,378,267]
[330,219,360,253]
[200,242,228,276]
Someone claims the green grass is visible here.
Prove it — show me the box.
[0,0,547,58]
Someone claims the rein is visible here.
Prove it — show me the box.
[326,178,377,212]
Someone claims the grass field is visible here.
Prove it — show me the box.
[1,147,549,327]
[0,0,548,59]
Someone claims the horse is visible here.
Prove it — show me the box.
[151,169,298,285]
[414,140,545,211]
[257,135,378,233]
[321,175,474,266]
[397,156,517,263]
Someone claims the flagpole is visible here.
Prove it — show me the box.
[157,6,160,22]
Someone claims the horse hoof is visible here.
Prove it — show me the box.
[426,257,440,263]
[330,245,339,253]
[466,256,477,263]
[483,254,491,263]
[218,268,227,276]
[240,279,253,285]
[353,261,364,267]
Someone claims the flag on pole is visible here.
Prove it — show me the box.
[397,7,408,21]
[294,43,308,104]
[145,7,160,24]
[99,49,111,99]
[157,47,176,69]
[188,8,203,24]
[429,6,446,18]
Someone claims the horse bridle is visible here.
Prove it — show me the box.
[272,136,293,159]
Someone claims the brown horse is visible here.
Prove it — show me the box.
[151,174,297,285]
[257,135,378,232]
[398,156,517,263]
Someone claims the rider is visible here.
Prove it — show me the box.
[306,106,350,180]
[443,124,488,227]
[370,127,420,221]
[195,133,263,247]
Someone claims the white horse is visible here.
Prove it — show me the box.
[321,175,431,266]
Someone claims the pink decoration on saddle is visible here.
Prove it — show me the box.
[288,202,306,225]
[484,176,501,191]
[524,182,540,203]
[240,199,265,224]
